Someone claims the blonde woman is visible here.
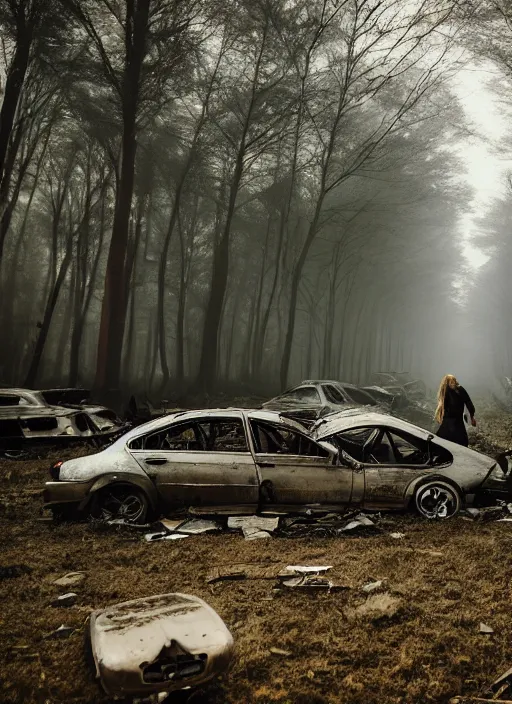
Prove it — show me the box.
[435,375,476,447]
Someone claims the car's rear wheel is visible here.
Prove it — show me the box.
[414,480,461,519]
[90,485,149,524]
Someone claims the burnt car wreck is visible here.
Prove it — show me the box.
[261,375,436,430]
[90,593,234,698]
[0,388,127,458]
[43,408,509,523]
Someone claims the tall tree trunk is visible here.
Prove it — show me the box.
[0,22,33,265]
[53,268,75,379]
[24,245,73,387]
[68,201,106,386]
[280,193,325,387]
[175,196,198,390]
[196,24,269,392]
[95,0,150,392]
[121,197,144,384]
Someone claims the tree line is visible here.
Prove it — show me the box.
[0,0,498,399]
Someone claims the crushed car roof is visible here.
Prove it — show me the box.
[312,410,434,439]
[115,408,307,445]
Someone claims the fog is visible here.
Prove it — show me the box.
[0,0,511,403]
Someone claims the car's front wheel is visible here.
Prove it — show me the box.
[89,485,149,524]
[414,480,461,519]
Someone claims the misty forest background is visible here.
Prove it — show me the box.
[0,0,511,402]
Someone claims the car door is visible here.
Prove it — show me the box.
[360,426,443,508]
[129,414,259,513]
[249,419,358,510]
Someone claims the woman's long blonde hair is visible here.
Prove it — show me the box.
[435,374,459,423]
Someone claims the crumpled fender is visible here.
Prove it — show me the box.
[78,473,159,511]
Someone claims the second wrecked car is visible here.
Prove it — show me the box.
[0,388,127,456]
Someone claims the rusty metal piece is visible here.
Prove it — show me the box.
[90,593,234,697]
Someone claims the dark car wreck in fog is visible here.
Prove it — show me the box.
[261,378,435,430]
[90,593,234,698]
[261,380,379,424]
[0,388,127,457]
[44,408,505,523]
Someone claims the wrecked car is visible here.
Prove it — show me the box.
[0,406,98,457]
[0,388,127,457]
[90,593,234,698]
[0,387,125,432]
[44,408,503,523]
[261,380,379,424]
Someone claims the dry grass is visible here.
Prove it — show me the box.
[1,415,512,704]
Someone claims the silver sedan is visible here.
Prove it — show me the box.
[43,408,500,522]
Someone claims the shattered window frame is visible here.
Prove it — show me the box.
[343,387,378,406]
[197,418,250,453]
[278,386,322,404]
[322,384,348,404]
[332,427,377,462]
[129,420,205,451]
[250,420,329,458]
[337,425,452,468]
[129,417,250,453]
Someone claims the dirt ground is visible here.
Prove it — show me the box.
[1,407,512,704]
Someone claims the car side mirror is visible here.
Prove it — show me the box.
[341,450,363,472]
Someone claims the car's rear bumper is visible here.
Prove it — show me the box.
[43,481,92,509]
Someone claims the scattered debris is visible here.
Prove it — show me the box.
[243,527,272,540]
[227,516,279,540]
[159,519,185,531]
[53,571,85,587]
[345,593,402,621]
[389,532,405,539]
[478,506,507,521]
[90,593,234,697]
[491,665,512,698]
[281,574,349,592]
[362,580,384,593]
[465,508,480,518]
[165,518,222,535]
[0,564,32,580]
[50,592,77,608]
[479,622,494,634]
[45,624,74,639]
[144,532,189,542]
[269,647,292,657]
[206,563,290,583]
[106,518,151,529]
[340,514,380,533]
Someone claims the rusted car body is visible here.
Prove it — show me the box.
[90,593,234,697]
[0,388,127,456]
[44,408,502,522]
[0,406,97,456]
